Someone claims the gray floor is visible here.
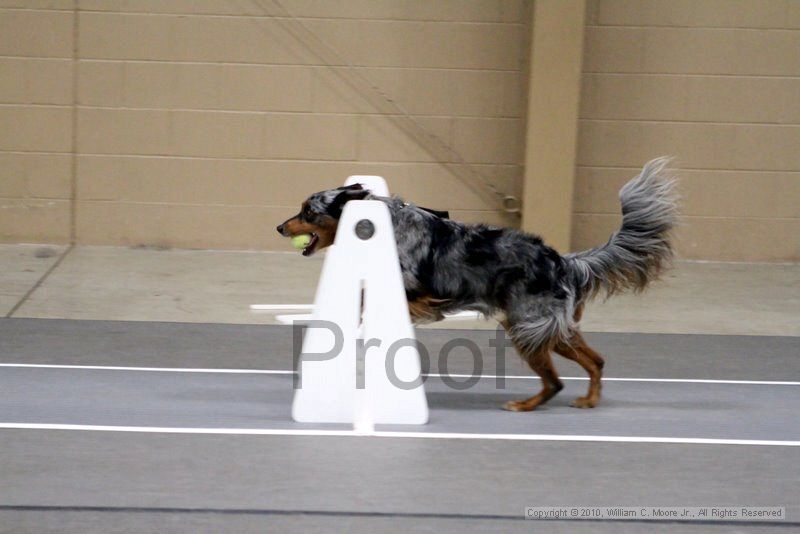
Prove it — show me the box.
[1,318,798,533]
[3,318,799,380]
[0,512,792,534]
[2,368,799,441]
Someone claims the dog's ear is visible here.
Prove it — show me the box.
[339,183,364,191]
[328,185,370,218]
[420,207,449,219]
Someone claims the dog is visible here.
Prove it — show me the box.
[277,157,678,411]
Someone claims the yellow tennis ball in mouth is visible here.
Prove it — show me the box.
[291,234,312,249]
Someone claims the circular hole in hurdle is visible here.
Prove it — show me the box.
[355,219,375,240]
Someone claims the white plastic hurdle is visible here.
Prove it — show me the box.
[269,310,481,324]
[291,176,429,427]
[343,174,390,197]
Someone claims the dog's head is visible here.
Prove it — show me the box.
[276,184,370,256]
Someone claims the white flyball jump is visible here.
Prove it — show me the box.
[291,176,429,427]
[343,174,390,197]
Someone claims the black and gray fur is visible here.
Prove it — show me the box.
[295,157,678,355]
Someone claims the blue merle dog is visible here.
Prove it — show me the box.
[277,157,679,411]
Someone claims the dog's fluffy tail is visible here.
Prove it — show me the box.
[566,157,679,301]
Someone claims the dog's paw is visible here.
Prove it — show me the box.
[570,396,598,409]
[502,400,536,412]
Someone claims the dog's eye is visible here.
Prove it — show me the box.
[302,207,313,219]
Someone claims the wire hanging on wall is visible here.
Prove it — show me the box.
[248,0,522,217]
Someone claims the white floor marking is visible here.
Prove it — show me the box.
[428,373,800,386]
[1,363,798,386]
[0,423,798,447]
[0,363,293,375]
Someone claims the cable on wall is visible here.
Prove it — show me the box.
[248,0,522,217]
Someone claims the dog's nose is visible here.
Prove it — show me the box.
[276,224,284,235]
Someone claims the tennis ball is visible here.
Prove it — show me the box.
[291,234,312,249]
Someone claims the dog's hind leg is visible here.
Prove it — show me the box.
[503,349,563,412]
[554,331,605,408]
[501,319,563,412]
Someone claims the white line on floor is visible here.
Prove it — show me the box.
[0,423,797,447]
[0,363,294,375]
[431,373,800,386]
[1,363,798,386]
